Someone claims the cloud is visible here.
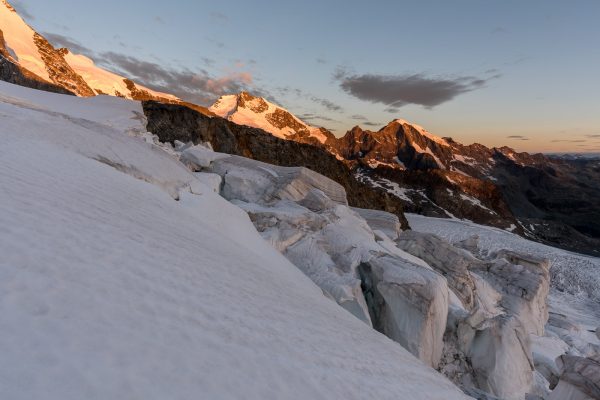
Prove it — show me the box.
[363,121,382,127]
[551,139,588,143]
[42,32,95,57]
[507,135,530,141]
[316,58,327,64]
[210,11,228,22]
[299,113,337,123]
[311,96,343,112]
[205,37,225,48]
[98,51,254,105]
[491,27,508,34]
[351,114,367,120]
[39,30,257,105]
[274,86,344,113]
[201,57,216,67]
[335,69,495,109]
[585,134,600,138]
[10,0,34,20]
[154,16,165,24]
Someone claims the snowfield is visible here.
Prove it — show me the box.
[0,81,470,399]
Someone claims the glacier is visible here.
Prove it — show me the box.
[2,79,599,399]
[0,80,470,400]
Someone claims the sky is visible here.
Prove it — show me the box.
[9,0,600,153]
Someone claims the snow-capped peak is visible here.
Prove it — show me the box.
[0,0,51,80]
[210,92,332,144]
[0,1,179,102]
[393,119,449,147]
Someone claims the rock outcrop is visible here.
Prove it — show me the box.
[142,101,410,229]
[1,28,74,95]
[31,33,95,96]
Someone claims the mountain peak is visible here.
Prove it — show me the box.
[209,92,334,145]
[390,119,449,147]
[1,2,180,102]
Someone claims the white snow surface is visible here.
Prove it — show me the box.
[406,213,600,327]
[0,0,50,80]
[210,93,329,143]
[0,81,470,400]
[64,51,178,100]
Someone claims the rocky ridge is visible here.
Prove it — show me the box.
[142,100,409,228]
[209,91,339,149]
[206,92,599,256]
[336,122,600,256]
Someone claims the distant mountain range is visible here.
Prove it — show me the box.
[548,152,600,161]
[1,0,598,256]
[201,91,600,255]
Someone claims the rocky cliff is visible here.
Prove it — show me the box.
[142,100,409,229]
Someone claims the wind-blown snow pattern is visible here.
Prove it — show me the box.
[0,81,470,400]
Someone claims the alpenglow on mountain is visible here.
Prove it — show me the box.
[209,91,337,146]
[206,91,600,256]
[0,0,177,101]
[2,1,600,400]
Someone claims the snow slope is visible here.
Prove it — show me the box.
[1,1,178,101]
[64,51,178,100]
[0,0,50,80]
[0,81,470,400]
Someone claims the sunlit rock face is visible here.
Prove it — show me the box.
[142,100,410,228]
[209,91,338,148]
